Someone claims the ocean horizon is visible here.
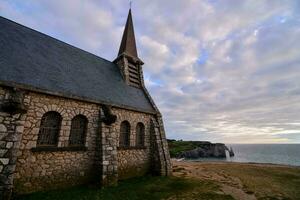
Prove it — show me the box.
[191,143,300,166]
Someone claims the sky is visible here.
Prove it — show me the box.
[1,0,300,143]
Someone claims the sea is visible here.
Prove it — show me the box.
[192,144,300,166]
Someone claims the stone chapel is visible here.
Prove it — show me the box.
[0,9,172,199]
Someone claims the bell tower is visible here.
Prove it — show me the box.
[114,9,144,88]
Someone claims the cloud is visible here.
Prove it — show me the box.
[0,0,122,58]
[139,36,170,74]
[1,0,300,143]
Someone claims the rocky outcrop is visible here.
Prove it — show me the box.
[177,142,234,159]
[228,147,234,157]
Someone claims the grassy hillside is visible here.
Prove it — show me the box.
[167,139,212,157]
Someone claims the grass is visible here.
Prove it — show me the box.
[200,163,300,200]
[15,163,300,200]
[168,140,208,157]
[15,176,233,200]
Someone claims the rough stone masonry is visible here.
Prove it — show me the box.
[0,9,171,200]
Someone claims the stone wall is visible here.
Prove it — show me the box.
[12,91,156,193]
[99,122,118,186]
[112,108,152,180]
[117,149,150,179]
[0,85,171,198]
[0,87,26,199]
[13,91,100,194]
[152,117,172,176]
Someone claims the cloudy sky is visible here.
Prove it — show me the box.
[1,0,300,143]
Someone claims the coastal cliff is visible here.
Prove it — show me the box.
[168,140,234,158]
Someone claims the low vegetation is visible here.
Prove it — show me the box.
[173,161,300,200]
[16,161,300,200]
[15,176,232,200]
[209,163,300,200]
[167,139,211,157]
[15,142,300,200]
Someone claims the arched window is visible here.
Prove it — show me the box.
[69,115,88,146]
[136,122,145,147]
[37,111,62,146]
[119,121,130,147]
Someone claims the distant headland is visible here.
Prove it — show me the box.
[167,139,234,159]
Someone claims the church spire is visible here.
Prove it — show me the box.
[118,9,138,58]
[114,8,144,88]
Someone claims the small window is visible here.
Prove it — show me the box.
[37,111,62,146]
[119,121,130,147]
[69,115,88,146]
[136,123,145,147]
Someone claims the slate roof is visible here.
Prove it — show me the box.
[0,16,155,113]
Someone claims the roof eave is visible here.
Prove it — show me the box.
[0,80,157,115]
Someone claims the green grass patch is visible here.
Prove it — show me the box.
[168,140,208,157]
[15,176,233,200]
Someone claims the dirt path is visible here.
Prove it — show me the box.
[172,160,257,200]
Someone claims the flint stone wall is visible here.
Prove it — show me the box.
[112,108,152,179]
[0,87,26,199]
[0,85,169,197]
[117,149,150,179]
[13,92,100,194]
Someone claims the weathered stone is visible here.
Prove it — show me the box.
[2,165,16,174]
[0,132,8,141]
[0,124,7,132]
[15,126,24,133]
[0,159,9,165]
[102,161,109,165]
[6,142,13,149]
[177,142,230,159]
[0,85,171,196]
[0,141,6,148]
[25,141,36,149]
[4,134,19,142]
[0,174,10,184]
[0,150,8,157]
[24,121,31,128]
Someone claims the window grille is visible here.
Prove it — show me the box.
[136,123,145,147]
[69,115,87,146]
[37,111,62,146]
[119,121,130,147]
